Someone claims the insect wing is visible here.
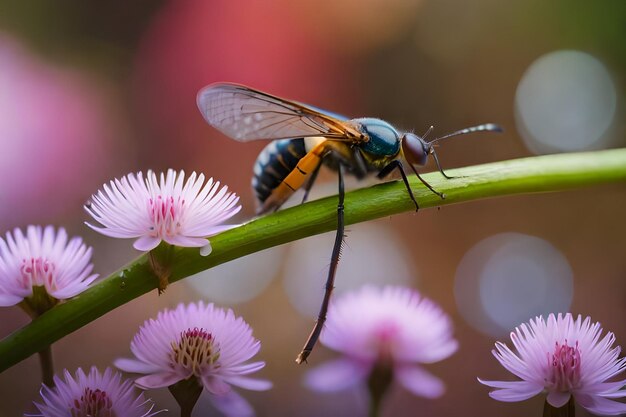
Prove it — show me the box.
[197,83,355,142]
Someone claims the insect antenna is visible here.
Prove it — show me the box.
[428,123,503,144]
[421,125,434,139]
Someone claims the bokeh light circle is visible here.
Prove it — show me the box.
[454,233,573,337]
[515,50,617,154]
[186,246,285,304]
[283,222,415,317]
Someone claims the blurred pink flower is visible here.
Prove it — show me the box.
[479,313,626,415]
[305,285,458,398]
[32,367,162,417]
[0,33,121,228]
[86,169,241,252]
[115,301,271,417]
[0,225,97,312]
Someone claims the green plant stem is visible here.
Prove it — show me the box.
[367,363,393,417]
[38,345,54,387]
[0,149,624,372]
[168,378,203,417]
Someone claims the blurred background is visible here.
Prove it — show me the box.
[0,0,624,415]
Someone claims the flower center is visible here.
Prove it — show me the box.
[148,195,185,238]
[371,321,401,365]
[20,257,56,290]
[547,340,581,392]
[70,387,116,417]
[171,327,220,376]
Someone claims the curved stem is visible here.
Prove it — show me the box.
[0,149,625,372]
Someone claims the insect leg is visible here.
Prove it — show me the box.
[377,160,420,211]
[406,162,446,200]
[431,149,456,179]
[301,143,359,205]
[296,163,346,364]
[351,147,368,179]
[300,162,322,205]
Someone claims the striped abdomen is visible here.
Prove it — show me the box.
[252,138,308,213]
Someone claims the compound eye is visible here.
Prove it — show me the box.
[402,133,429,166]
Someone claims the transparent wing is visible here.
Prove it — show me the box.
[197,83,357,142]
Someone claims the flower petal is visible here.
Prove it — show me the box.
[210,390,254,417]
[202,376,232,396]
[304,358,370,392]
[135,372,182,389]
[113,358,161,374]
[577,379,626,397]
[547,391,571,408]
[0,293,24,306]
[200,242,212,257]
[164,235,208,248]
[478,378,544,402]
[133,236,161,252]
[222,376,273,391]
[395,366,445,399]
[577,393,626,416]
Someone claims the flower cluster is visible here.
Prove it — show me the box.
[3,159,626,417]
[0,169,251,415]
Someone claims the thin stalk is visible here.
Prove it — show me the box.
[367,363,393,417]
[37,345,54,387]
[0,149,624,373]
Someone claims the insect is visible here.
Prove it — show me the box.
[197,83,502,363]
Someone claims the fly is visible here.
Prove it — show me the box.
[197,83,502,363]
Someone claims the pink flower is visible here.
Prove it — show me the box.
[115,301,271,417]
[31,367,162,417]
[0,225,97,311]
[479,313,626,415]
[86,169,241,253]
[0,34,120,229]
[305,285,458,399]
